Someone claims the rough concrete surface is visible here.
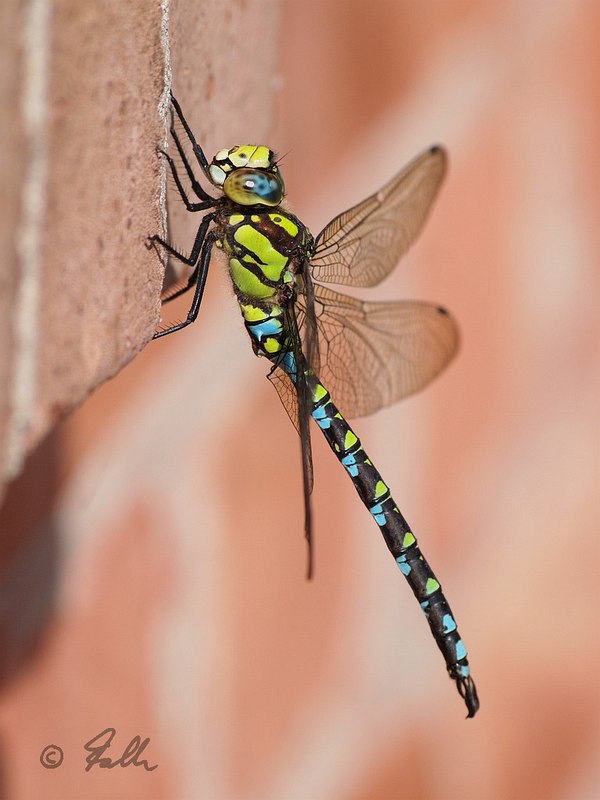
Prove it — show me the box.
[0,0,282,487]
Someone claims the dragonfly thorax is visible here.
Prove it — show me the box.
[208,145,285,207]
[218,209,311,306]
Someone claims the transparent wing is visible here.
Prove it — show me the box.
[268,366,304,438]
[266,305,315,577]
[311,146,446,287]
[296,283,459,419]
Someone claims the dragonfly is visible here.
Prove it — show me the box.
[150,93,479,718]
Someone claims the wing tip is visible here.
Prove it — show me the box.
[429,144,448,170]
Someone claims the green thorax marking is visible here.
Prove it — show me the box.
[222,209,312,302]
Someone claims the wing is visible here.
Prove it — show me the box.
[310,146,446,287]
[266,303,315,577]
[297,283,459,419]
[267,366,305,439]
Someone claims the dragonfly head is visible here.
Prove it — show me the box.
[208,145,285,207]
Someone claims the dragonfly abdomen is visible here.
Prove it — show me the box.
[240,301,290,360]
[310,380,479,717]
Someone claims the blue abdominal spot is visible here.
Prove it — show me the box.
[251,318,282,341]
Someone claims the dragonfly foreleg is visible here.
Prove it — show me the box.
[159,145,215,212]
[169,92,213,190]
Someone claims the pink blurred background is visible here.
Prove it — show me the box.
[0,1,598,798]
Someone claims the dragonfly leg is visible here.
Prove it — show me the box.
[149,211,216,268]
[159,265,200,305]
[153,231,217,338]
[169,92,213,189]
[159,145,215,212]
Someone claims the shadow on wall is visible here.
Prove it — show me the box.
[0,432,61,689]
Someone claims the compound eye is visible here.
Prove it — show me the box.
[223,169,285,206]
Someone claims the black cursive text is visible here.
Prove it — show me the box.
[83,728,158,772]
